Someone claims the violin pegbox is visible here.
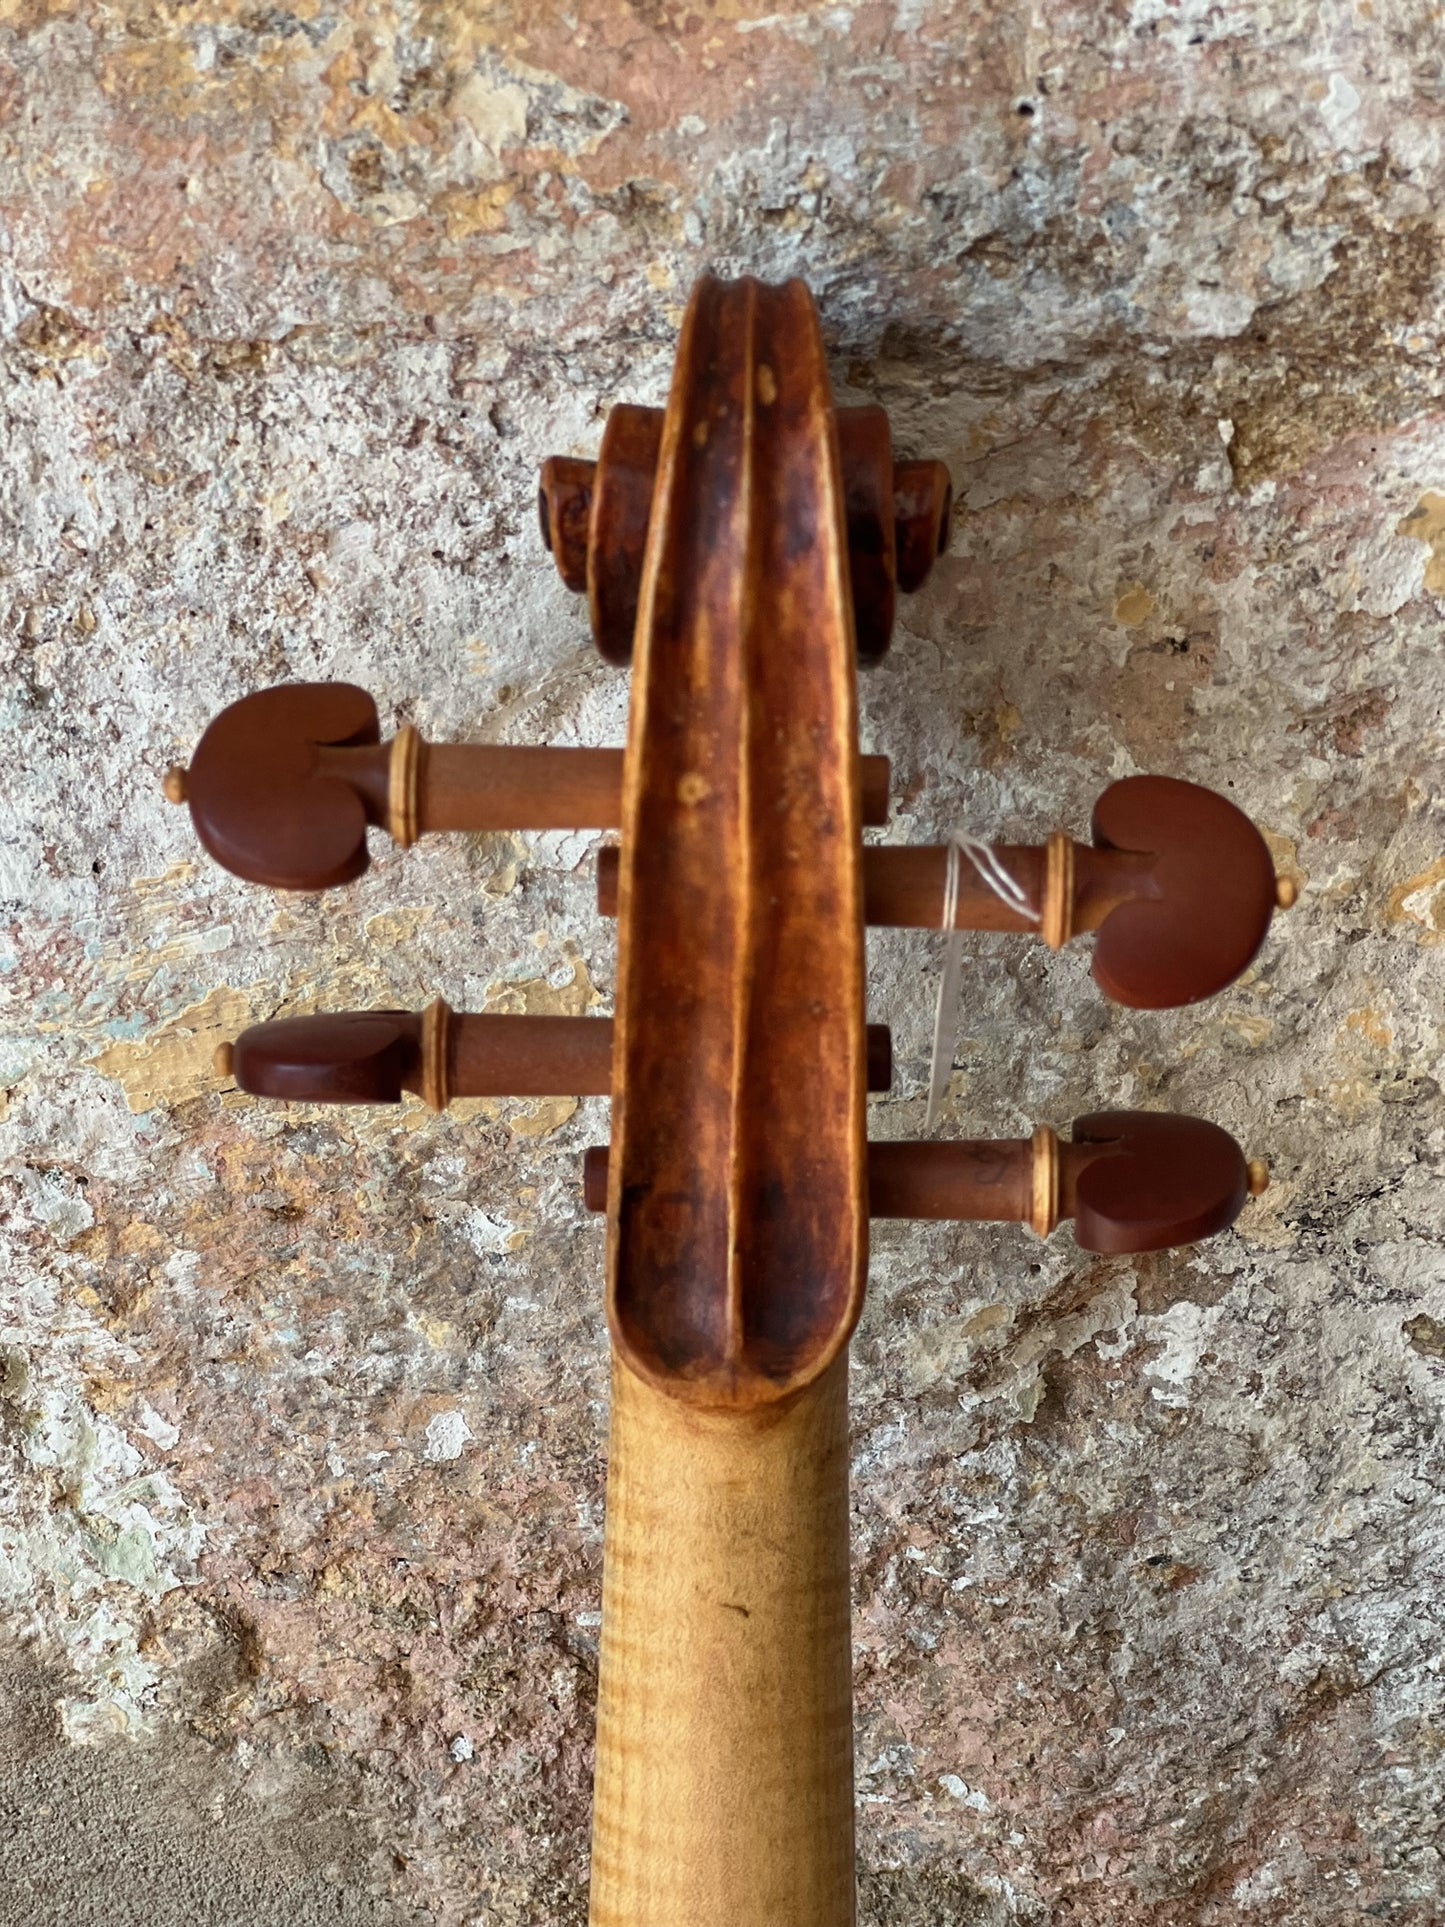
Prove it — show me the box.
[168,272,1287,1276]
[164,272,1297,1927]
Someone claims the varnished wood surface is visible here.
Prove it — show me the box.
[607,276,868,1406]
[588,1355,855,1927]
[419,744,892,833]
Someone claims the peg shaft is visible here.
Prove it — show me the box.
[584,1110,1255,1254]
[176,683,894,890]
[594,775,1289,1012]
[585,1140,1050,1221]
[596,841,1144,933]
[379,742,892,839]
[228,1009,894,1107]
[318,740,636,838]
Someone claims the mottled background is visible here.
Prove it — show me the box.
[2,2,1443,1922]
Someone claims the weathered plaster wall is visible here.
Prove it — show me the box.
[2,3,1443,1922]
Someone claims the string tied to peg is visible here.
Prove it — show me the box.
[926,829,1055,1130]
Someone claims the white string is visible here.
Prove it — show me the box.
[956,834,1035,918]
[925,834,1040,1131]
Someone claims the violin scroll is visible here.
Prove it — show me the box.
[540,401,953,665]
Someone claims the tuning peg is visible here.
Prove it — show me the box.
[222,1004,895,1107]
[1084,778,1282,1009]
[1063,1110,1257,1251]
[540,402,951,664]
[582,1109,1259,1253]
[166,681,896,889]
[225,1004,605,1107]
[606,774,1293,1010]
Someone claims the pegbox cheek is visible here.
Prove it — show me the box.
[187,682,381,891]
[1071,1109,1248,1253]
[1090,775,1277,1009]
[834,405,897,663]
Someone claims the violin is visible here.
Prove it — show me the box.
[166,275,1288,1926]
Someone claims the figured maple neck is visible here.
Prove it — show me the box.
[588,1358,854,1927]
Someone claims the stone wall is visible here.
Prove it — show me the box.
[2,4,1442,1922]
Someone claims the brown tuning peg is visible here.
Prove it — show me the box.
[597,774,1291,1010]
[583,1109,1261,1254]
[223,1004,895,1108]
[541,402,952,664]
[1085,777,1283,1008]
[1064,1110,1262,1252]
[166,680,895,889]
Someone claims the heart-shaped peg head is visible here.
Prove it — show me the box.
[1091,775,1276,1009]
[1069,1109,1248,1253]
[187,682,381,890]
[233,1011,421,1104]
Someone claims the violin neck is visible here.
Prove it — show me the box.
[588,1357,856,1927]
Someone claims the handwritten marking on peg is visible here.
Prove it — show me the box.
[1066,1110,1249,1253]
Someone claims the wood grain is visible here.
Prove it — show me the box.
[588,1354,855,1927]
[606,274,869,1408]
